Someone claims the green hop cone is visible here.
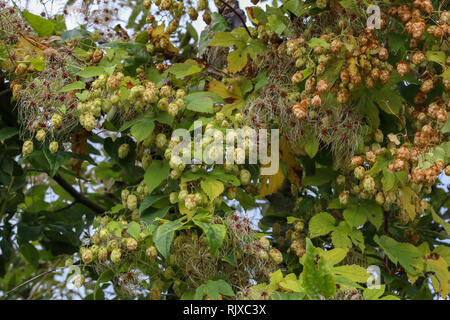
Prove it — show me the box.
[49,141,59,153]
[118,143,130,159]
[22,140,34,156]
[110,248,122,263]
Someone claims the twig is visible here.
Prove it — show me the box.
[383,101,410,143]
[163,50,228,77]
[6,266,61,296]
[382,256,393,275]
[52,173,105,214]
[0,176,15,219]
[27,257,63,300]
[53,201,78,213]
[217,0,254,39]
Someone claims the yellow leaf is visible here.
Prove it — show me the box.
[178,201,196,219]
[280,137,302,187]
[166,41,180,53]
[408,242,428,284]
[279,273,303,293]
[151,25,179,53]
[332,264,370,283]
[1,37,43,70]
[208,80,242,101]
[151,25,166,38]
[222,100,245,116]
[245,7,260,25]
[400,186,417,221]
[259,165,285,198]
[425,256,450,298]
[407,273,419,285]
[258,138,303,198]
[322,248,348,266]
[208,80,244,116]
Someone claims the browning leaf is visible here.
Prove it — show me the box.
[70,129,91,176]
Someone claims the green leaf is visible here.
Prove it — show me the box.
[302,168,338,186]
[144,160,170,195]
[254,70,269,91]
[267,14,287,35]
[227,47,248,74]
[430,208,450,234]
[97,269,114,284]
[309,212,335,238]
[360,200,383,230]
[194,285,206,300]
[302,239,336,299]
[205,280,220,300]
[0,127,19,143]
[209,32,237,47]
[21,11,55,37]
[154,217,185,258]
[426,51,446,65]
[186,22,198,43]
[198,13,229,55]
[323,59,345,87]
[209,170,241,186]
[127,221,141,240]
[279,273,303,293]
[332,265,369,283]
[322,248,348,266]
[75,90,89,101]
[154,111,174,126]
[76,66,105,78]
[184,92,223,113]
[343,200,383,229]
[400,186,417,221]
[331,226,352,249]
[307,38,330,49]
[388,34,405,54]
[193,219,226,258]
[168,59,203,79]
[130,117,155,141]
[213,279,235,296]
[343,206,367,228]
[270,269,283,284]
[363,285,386,300]
[59,81,86,92]
[374,235,422,275]
[29,57,45,72]
[339,0,358,9]
[441,117,450,134]
[205,280,235,299]
[20,243,39,268]
[441,68,450,81]
[139,195,167,215]
[284,0,307,16]
[43,149,71,177]
[141,206,172,224]
[271,292,305,300]
[200,178,224,200]
[332,222,365,252]
[61,28,92,41]
[304,137,319,158]
[381,171,396,193]
[434,245,450,266]
[107,221,126,237]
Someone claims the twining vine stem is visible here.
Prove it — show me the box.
[217,0,254,39]
[53,173,105,214]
